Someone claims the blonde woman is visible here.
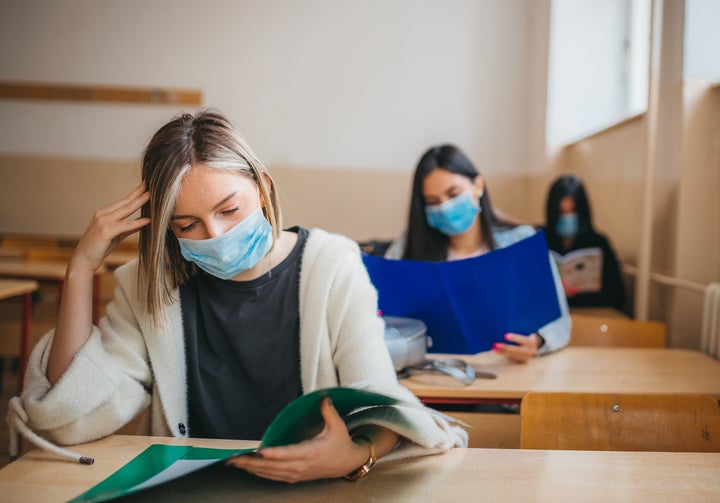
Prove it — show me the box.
[9,110,466,482]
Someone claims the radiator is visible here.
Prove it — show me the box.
[701,282,720,359]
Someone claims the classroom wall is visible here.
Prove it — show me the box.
[0,0,550,241]
[0,155,533,243]
[668,81,720,348]
[549,80,720,349]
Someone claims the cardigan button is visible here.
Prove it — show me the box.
[178,423,186,435]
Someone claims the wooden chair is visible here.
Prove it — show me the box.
[520,392,720,452]
[569,314,666,347]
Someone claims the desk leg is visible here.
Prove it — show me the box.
[18,291,32,395]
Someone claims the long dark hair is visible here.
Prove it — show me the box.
[403,144,513,261]
[544,174,594,250]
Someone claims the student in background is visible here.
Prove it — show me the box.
[542,174,626,310]
[9,110,466,481]
[385,144,570,363]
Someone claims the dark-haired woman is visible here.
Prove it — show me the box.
[542,174,626,310]
[385,145,570,363]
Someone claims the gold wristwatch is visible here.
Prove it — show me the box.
[344,434,377,481]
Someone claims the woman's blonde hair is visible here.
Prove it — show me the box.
[138,109,282,326]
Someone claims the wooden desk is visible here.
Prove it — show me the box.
[0,257,104,326]
[0,257,70,281]
[0,279,39,393]
[0,435,717,502]
[403,347,720,405]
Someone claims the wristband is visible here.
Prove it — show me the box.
[344,434,377,481]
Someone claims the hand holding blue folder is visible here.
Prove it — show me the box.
[362,232,561,354]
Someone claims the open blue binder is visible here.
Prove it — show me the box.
[362,231,562,354]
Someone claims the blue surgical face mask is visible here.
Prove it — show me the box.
[177,207,273,280]
[424,191,481,236]
[556,212,579,237]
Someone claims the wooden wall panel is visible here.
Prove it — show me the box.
[0,81,202,106]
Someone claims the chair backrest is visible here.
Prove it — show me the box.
[520,392,720,452]
[569,314,666,347]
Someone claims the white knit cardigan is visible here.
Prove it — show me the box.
[9,228,466,462]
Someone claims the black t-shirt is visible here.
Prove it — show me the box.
[180,227,308,440]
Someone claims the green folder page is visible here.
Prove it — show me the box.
[69,387,402,502]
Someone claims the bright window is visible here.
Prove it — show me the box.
[546,0,651,143]
[684,0,720,80]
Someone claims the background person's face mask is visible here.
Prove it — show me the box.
[424,191,480,236]
[177,207,273,280]
[556,212,579,237]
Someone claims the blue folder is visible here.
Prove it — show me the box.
[362,231,562,354]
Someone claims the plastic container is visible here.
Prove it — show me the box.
[383,316,428,371]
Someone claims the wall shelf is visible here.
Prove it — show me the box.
[0,81,202,106]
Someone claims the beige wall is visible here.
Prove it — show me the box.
[0,0,547,176]
[0,155,533,244]
[0,155,140,238]
[674,82,720,286]
[548,81,720,348]
[0,0,551,246]
[0,0,550,240]
[552,118,648,264]
[668,82,720,349]
[276,166,534,241]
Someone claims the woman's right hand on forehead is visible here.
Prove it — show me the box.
[70,183,151,273]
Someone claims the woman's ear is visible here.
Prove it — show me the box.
[474,176,485,200]
[259,172,273,208]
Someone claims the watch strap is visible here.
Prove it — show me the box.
[344,434,377,481]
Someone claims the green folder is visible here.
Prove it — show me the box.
[69,387,402,502]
